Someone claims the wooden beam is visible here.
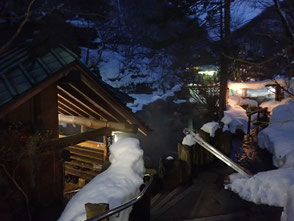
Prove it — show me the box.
[58,95,90,118]
[58,85,117,122]
[75,66,150,135]
[58,96,89,118]
[58,108,71,116]
[68,83,123,122]
[58,86,103,120]
[58,106,72,116]
[58,102,80,116]
[40,127,112,151]
[58,114,137,134]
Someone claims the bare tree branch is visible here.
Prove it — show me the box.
[0,0,36,54]
[273,0,294,43]
[0,164,31,221]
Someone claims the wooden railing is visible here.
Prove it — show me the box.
[247,107,268,134]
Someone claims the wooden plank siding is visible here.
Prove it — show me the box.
[60,135,107,183]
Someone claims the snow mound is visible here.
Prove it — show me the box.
[260,99,282,113]
[200,122,219,137]
[222,104,248,133]
[258,98,294,167]
[58,138,145,221]
[182,134,197,146]
[227,168,294,221]
[228,96,258,107]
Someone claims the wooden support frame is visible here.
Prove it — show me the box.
[75,65,149,135]
[58,86,103,120]
[68,83,123,122]
[58,84,117,122]
[40,127,112,151]
[58,114,137,134]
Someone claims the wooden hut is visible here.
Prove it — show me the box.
[0,45,149,218]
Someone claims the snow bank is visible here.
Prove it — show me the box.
[227,168,294,221]
[58,138,145,221]
[260,98,293,113]
[258,98,294,167]
[222,104,248,133]
[260,99,282,113]
[182,134,197,146]
[228,96,258,108]
[200,122,219,137]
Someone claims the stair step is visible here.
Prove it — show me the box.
[181,211,246,221]
[152,185,187,211]
[151,185,197,219]
[151,193,162,207]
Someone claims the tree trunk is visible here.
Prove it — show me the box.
[218,0,231,119]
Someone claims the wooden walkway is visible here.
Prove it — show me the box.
[151,162,281,221]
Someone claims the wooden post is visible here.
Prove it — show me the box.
[226,88,229,104]
[85,203,109,221]
[178,144,193,184]
[78,178,86,188]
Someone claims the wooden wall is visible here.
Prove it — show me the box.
[1,84,63,210]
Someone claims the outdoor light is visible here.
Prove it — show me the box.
[198,70,216,76]
[237,89,243,95]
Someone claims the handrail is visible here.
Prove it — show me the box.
[85,174,153,221]
[187,129,251,178]
[247,107,268,134]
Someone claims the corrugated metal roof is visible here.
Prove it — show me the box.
[0,45,77,107]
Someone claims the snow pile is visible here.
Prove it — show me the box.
[182,134,197,146]
[260,98,292,114]
[200,122,219,137]
[222,104,248,133]
[166,156,174,160]
[228,96,258,108]
[58,138,145,221]
[260,100,282,113]
[226,168,294,221]
[258,98,294,167]
[128,85,182,112]
[247,88,275,97]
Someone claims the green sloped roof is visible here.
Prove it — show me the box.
[0,45,77,106]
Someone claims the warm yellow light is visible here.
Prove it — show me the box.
[237,89,243,95]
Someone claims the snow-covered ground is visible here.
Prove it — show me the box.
[226,97,294,221]
[58,138,145,221]
[127,85,182,112]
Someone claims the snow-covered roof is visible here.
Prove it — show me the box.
[228,79,286,90]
